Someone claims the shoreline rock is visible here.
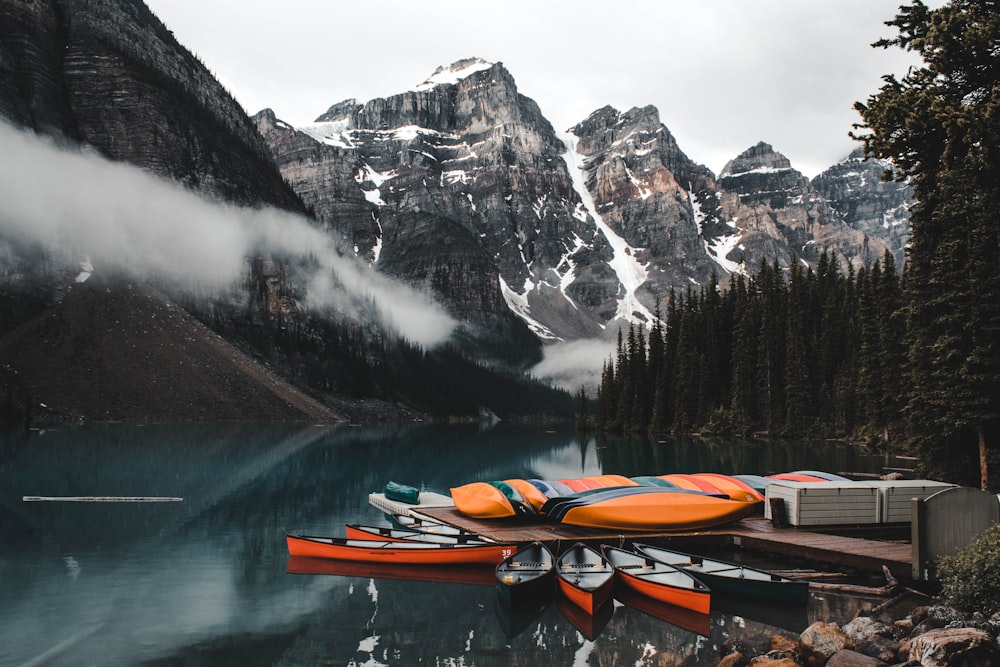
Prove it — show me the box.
[719,606,1000,667]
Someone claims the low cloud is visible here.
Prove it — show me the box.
[531,338,615,394]
[0,121,455,348]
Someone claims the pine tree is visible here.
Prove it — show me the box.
[854,0,1000,489]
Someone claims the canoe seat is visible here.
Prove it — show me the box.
[509,561,551,568]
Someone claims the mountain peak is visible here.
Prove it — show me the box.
[414,58,495,91]
[720,142,795,177]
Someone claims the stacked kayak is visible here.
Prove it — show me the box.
[449,472,774,531]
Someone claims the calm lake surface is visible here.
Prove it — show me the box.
[0,422,901,666]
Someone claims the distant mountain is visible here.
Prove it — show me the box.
[259,61,911,343]
[0,0,911,425]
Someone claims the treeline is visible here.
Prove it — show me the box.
[592,251,905,443]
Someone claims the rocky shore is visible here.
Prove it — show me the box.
[719,605,1000,667]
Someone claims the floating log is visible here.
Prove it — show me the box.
[23,496,183,502]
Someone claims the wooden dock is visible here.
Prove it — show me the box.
[417,507,914,582]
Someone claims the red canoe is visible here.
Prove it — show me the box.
[556,542,615,615]
[286,534,516,566]
[602,545,711,615]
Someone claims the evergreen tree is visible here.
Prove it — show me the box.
[854,0,1000,489]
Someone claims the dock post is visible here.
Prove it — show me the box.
[769,497,788,528]
[911,497,924,581]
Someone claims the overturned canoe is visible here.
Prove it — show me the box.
[602,545,711,614]
[286,534,516,566]
[558,489,755,531]
[690,473,766,503]
[633,543,809,605]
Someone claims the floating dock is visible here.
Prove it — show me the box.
[412,506,914,583]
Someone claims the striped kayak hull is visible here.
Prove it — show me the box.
[560,491,754,531]
[286,534,516,565]
[602,545,711,614]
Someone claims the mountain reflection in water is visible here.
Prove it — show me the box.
[0,422,897,666]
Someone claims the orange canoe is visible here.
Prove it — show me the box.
[602,545,711,615]
[556,542,615,615]
[286,534,517,565]
[558,490,754,531]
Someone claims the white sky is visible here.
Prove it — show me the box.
[143,0,932,179]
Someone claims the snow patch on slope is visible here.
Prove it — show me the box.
[559,131,654,324]
[499,275,558,340]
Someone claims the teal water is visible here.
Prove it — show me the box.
[0,423,893,666]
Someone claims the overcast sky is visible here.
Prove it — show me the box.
[143,0,931,179]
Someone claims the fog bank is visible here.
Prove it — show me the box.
[0,122,455,348]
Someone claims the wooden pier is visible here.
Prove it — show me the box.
[417,507,915,582]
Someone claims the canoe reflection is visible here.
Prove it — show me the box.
[557,595,614,641]
[285,555,495,586]
[613,584,712,637]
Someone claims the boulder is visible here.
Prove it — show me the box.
[825,649,887,667]
[771,635,798,654]
[799,622,855,667]
[908,627,1000,667]
[747,657,798,667]
[854,636,901,664]
[718,652,748,667]
[843,617,892,642]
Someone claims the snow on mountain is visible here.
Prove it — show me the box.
[415,57,495,91]
[559,130,654,325]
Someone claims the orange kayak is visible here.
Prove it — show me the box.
[558,490,754,531]
[691,473,766,503]
[659,473,723,494]
[602,545,711,615]
[286,534,517,565]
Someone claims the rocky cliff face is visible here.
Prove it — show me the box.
[0,0,301,210]
[0,0,306,338]
[812,147,912,267]
[260,64,912,347]
[257,59,612,347]
[715,142,894,272]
